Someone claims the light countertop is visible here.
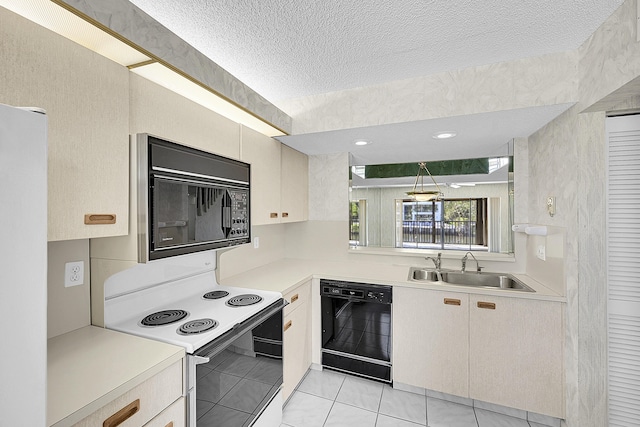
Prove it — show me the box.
[48,326,184,426]
[219,258,566,302]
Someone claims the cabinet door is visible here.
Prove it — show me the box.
[240,126,282,225]
[469,295,564,418]
[283,289,311,401]
[393,288,469,397]
[0,9,129,240]
[280,145,308,223]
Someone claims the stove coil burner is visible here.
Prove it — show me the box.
[203,290,230,300]
[178,318,218,335]
[226,294,263,307]
[141,309,188,327]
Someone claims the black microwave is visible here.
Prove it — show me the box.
[136,134,250,262]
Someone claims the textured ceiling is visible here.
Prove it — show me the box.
[128,0,624,103]
[126,0,624,167]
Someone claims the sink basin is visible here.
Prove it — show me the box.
[411,269,440,281]
[408,268,535,292]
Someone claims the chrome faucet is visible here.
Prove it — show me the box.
[425,252,442,271]
[461,251,482,273]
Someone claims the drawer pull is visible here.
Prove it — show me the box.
[284,320,292,331]
[282,212,289,218]
[270,212,278,218]
[477,301,496,310]
[291,293,299,303]
[85,214,116,225]
[165,423,174,427]
[103,399,139,427]
[444,298,461,306]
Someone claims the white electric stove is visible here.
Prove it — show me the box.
[103,251,284,427]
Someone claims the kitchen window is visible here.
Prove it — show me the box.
[396,198,487,251]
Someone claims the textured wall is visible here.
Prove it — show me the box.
[527,107,580,425]
[280,52,578,135]
[309,153,350,221]
[579,0,640,111]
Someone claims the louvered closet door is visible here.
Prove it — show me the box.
[607,114,640,427]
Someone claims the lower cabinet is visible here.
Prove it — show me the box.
[283,281,312,401]
[393,288,469,397]
[145,397,185,427]
[469,294,564,418]
[73,360,184,427]
[393,287,564,418]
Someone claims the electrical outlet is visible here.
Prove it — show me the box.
[536,245,546,261]
[64,261,84,287]
[253,237,260,249]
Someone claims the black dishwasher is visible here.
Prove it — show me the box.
[320,279,392,382]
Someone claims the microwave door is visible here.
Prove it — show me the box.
[222,190,232,238]
[193,186,226,243]
[154,179,190,248]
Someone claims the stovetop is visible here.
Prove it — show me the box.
[104,270,281,354]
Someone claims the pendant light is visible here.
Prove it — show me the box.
[406,162,444,201]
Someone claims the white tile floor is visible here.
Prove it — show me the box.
[282,369,553,427]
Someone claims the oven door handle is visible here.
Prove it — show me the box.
[194,298,286,360]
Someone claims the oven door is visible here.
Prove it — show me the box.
[187,299,286,427]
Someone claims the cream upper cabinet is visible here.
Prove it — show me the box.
[282,281,312,401]
[129,74,241,160]
[240,126,309,225]
[241,125,282,225]
[393,287,469,397]
[0,8,129,241]
[280,145,309,223]
[469,294,564,418]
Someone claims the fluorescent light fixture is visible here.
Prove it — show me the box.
[130,62,285,137]
[0,0,150,66]
[3,0,287,138]
[433,131,457,139]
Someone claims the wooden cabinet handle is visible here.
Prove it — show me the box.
[284,320,292,331]
[282,212,289,218]
[444,298,461,306]
[103,399,139,427]
[290,293,299,303]
[85,214,116,225]
[477,301,496,310]
[270,212,278,218]
[165,422,174,427]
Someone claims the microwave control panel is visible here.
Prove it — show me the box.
[229,190,249,238]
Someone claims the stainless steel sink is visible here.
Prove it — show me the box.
[411,269,440,281]
[408,267,535,292]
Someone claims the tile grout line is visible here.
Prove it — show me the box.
[322,373,346,427]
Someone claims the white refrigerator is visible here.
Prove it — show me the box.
[0,103,48,425]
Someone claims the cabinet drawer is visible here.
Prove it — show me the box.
[283,281,311,317]
[74,360,183,427]
[144,397,185,427]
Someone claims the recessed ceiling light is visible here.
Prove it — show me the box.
[354,140,370,146]
[433,131,457,139]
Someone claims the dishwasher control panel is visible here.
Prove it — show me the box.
[320,279,392,304]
